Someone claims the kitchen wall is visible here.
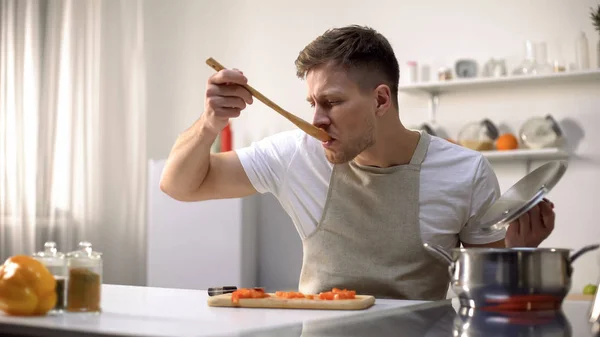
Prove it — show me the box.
[144,0,600,292]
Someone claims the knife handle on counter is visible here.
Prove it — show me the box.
[208,286,237,296]
[207,286,265,296]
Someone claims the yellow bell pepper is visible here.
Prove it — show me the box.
[0,255,57,316]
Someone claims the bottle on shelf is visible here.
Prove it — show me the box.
[535,42,553,74]
[220,123,232,152]
[575,31,590,70]
[513,40,537,75]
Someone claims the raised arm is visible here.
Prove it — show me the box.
[159,69,256,202]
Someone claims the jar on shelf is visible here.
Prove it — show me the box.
[438,67,453,81]
[32,242,67,312]
[457,119,499,151]
[518,115,564,149]
[66,241,102,312]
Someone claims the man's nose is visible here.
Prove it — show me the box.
[312,107,330,129]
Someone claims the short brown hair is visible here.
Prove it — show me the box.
[295,25,400,107]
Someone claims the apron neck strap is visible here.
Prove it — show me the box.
[409,131,430,166]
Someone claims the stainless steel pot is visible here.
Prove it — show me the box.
[424,243,599,311]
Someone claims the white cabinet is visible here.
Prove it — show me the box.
[146,159,258,290]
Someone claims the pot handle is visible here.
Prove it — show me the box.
[423,243,453,265]
[569,244,600,264]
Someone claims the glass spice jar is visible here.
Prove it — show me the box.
[66,241,102,312]
[438,67,453,81]
[32,241,67,312]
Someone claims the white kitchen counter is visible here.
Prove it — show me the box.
[0,284,428,337]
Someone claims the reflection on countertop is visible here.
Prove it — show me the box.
[239,298,599,337]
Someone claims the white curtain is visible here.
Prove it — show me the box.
[0,0,146,285]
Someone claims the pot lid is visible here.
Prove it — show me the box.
[478,160,568,232]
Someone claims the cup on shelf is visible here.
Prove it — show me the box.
[406,61,418,83]
[420,64,431,82]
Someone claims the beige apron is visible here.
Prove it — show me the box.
[298,131,450,300]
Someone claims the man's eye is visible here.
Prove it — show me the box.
[309,102,315,108]
[328,101,340,105]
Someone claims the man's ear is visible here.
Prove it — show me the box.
[374,84,392,116]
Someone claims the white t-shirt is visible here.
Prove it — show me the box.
[235,129,505,251]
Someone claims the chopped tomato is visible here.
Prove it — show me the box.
[275,291,307,299]
[318,292,335,300]
[231,288,270,304]
[318,288,356,300]
[250,288,357,302]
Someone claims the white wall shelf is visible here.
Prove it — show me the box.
[398,69,600,123]
[398,69,600,95]
[480,148,569,161]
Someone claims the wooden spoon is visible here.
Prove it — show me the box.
[205,57,331,142]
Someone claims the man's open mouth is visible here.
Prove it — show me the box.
[322,138,336,148]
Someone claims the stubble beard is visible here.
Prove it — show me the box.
[324,120,375,164]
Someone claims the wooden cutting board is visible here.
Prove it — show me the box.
[565,293,594,301]
[207,293,376,310]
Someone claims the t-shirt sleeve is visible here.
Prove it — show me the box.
[234,130,301,197]
[459,156,506,245]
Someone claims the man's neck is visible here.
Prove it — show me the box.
[353,117,421,168]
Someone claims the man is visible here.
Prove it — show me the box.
[160,25,555,300]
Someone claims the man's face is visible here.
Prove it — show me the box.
[306,64,376,164]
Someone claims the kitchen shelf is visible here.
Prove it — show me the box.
[398,69,600,123]
[480,148,569,161]
[398,69,600,95]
